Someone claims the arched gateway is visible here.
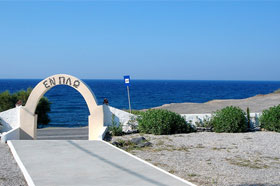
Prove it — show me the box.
[20,74,105,140]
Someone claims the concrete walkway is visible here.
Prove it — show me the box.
[8,140,195,186]
[37,127,88,140]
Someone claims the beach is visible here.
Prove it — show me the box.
[154,92,280,114]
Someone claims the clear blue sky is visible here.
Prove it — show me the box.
[0,1,279,80]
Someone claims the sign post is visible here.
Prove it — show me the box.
[124,75,132,114]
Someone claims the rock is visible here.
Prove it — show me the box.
[137,142,152,148]
[196,127,212,132]
[130,137,146,145]
[112,141,120,146]
[130,137,152,148]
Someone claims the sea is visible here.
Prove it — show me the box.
[1,79,280,127]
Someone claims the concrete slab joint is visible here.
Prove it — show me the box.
[19,74,105,140]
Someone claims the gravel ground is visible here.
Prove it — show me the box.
[1,131,280,186]
[0,143,27,186]
[111,131,280,186]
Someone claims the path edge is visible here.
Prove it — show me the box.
[7,140,35,186]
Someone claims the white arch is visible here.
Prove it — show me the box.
[20,74,105,140]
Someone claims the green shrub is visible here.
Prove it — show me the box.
[211,106,248,133]
[137,109,193,135]
[260,105,280,132]
[0,88,51,125]
[108,114,123,136]
[0,91,16,111]
[36,97,51,125]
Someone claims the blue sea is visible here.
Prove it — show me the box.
[1,79,280,127]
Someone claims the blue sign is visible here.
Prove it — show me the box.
[124,75,130,86]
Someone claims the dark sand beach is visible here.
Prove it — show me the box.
[155,92,280,114]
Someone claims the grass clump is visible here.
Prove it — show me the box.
[211,106,248,133]
[108,114,123,136]
[260,104,280,132]
[137,109,194,135]
[225,157,269,169]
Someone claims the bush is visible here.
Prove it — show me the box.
[108,114,123,136]
[0,88,51,125]
[0,91,16,111]
[137,109,193,135]
[211,106,248,133]
[36,97,51,125]
[260,105,280,132]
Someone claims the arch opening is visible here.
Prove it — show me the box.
[19,74,105,140]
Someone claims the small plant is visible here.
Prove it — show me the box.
[108,114,123,136]
[246,107,251,129]
[0,118,3,131]
[260,105,280,132]
[194,117,203,127]
[210,106,248,133]
[203,116,213,129]
[137,109,193,135]
[127,115,138,131]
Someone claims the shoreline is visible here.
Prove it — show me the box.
[153,92,280,114]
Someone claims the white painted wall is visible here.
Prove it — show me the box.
[0,107,21,143]
[103,106,262,131]
[103,105,138,133]
[181,113,261,128]
[1,127,20,143]
[0,107,21,133]
[0,104,263,142]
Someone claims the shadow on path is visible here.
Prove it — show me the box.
[68,140,169,186]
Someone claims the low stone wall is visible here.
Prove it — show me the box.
[103,105,137,133]
[1,127,20,143]
[0,107,20,133]
[181,113,261,128]
[104,108,262,132]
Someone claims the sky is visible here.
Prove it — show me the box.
[0,1,280,80]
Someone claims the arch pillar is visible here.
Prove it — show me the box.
[20,107,38,139]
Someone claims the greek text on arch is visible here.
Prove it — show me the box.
[42,77,80,89]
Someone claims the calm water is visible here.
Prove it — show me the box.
[1,79,280,127]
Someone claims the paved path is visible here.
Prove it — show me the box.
[37,127,88,140]
[8,140,194,186]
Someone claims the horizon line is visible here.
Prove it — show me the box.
[0,78,280,82]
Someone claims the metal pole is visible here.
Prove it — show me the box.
[127,86,132,114]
